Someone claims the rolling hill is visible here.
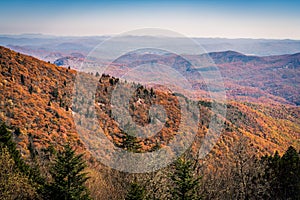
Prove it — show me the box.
[85,49,300,106]
[0,45,299,166]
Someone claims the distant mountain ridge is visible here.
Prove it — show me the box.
[1,34,300,60]
[83,50,300,106]
[208,50,261,63]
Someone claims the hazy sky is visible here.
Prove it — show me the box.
[1,0,300,39]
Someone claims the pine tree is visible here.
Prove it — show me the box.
[125,182,146,200]
[47,144,90,200]
[0,146,38,199]
[0,123,29,174]
[0,123,44,198]
[120,133,142,152]
[29,85,33,94]
[280,146,300,199]
[20,74,25,85]
[262,150,281,198]
[169,157,202,200]
[119,123,141,152]
[263,146,300,200]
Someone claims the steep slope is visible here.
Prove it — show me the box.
[0,46,83,158]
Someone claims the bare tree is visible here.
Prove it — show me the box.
[227,137,270,200]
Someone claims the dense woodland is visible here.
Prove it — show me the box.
[0,123,299,199]
[0,47,299,199]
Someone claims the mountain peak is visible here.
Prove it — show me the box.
[208,50,260,63]
[209,50,244,56]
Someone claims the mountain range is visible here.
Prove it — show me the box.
[1,34,300,60]
[0,45,299,164]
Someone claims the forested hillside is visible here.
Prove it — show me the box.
[0,46,299,199]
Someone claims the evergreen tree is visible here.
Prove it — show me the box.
[50,87,59,99]
[150,88,155,97]
[169,157,202,200]
[120,133,142,152]
[21,74,25,85]
[0,123,29,174]
[263,146,300,200]
[125,182,146,200]
[119,123,141,152]
[0,123,44,198]
[29,85,33,94]
[47,144,90,200]
[262,151,281,198]
[280,146,300,199]
[0,146,38,199]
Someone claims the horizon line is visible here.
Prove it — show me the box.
[1,33,300,41]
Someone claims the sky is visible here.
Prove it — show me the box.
[0,0,300,39]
